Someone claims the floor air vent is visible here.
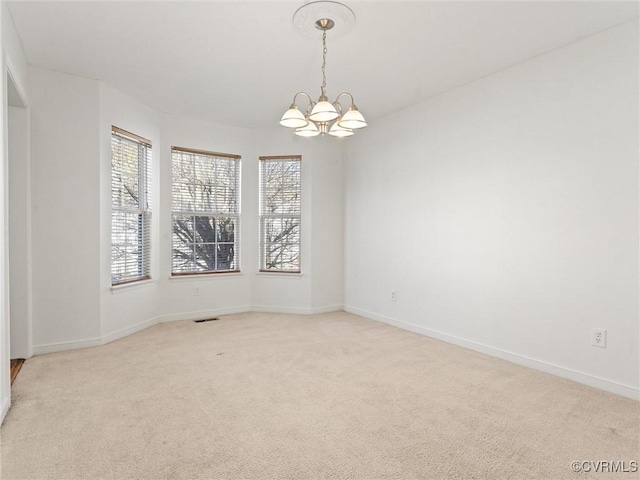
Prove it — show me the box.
[193,317,220,323]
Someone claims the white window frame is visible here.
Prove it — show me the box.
[259,155,302,273]
[171,146,241,276]
[110,126,152,286]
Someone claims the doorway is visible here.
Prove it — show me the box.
[7,71,31,376]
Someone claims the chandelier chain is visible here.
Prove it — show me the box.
[321,29,327,97]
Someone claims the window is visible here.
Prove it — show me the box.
[259,156,301,273]
[171,147,241,275]
[111,126,152,285]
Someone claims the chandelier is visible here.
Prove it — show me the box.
[279,1,367,138]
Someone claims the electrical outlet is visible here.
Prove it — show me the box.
[391,290,397,302]
[591,328,606,348]
[194,286,200,296]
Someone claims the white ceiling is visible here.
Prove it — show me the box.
[7,1,639,128]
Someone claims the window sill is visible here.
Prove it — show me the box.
[110,279,156,294]
[169,272,244,281]
[255,272,303,278]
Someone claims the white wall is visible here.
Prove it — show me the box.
[2,1,31,424]
[2,2,27,108]
[344,21,639,399]
[158,122,344,317]
[4,2,30,360]
[23,67,345,357]
[157,113,253,321]
[310,140,344,311]
[250,127,343,314]
[0,0,8,423]
[29,67,101,350]
[8,105,29,358]
[99,83,161,339]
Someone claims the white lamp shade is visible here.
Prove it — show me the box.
[309,100,339,122]
[338,107,367,129]
[295,120,320,137]
[328,120,353,137]
[280,107,308,128]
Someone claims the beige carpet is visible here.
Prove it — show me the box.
[1,312,638,479]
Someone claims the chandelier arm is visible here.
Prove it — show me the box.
[334,92,356,107]
[305,103,315,116]
[292,91,315,107]
[331,101,344,116]
[292,92,317,119]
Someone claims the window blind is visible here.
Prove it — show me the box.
[259,156,301,272]
[171,147,241,274]
[111,126,152,285]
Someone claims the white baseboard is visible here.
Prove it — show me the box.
[33,318,160,355]
[101,317,160,344]
[309,304,343,314]
[0,394,10,426]
[24,303,639,401]
[32,337,103,355]
[158,306,251,323]
[32,308,255,355]
[251,304,343,315]
[344,305,639,401]
[251,305,314,315]
[33,304,332,355]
